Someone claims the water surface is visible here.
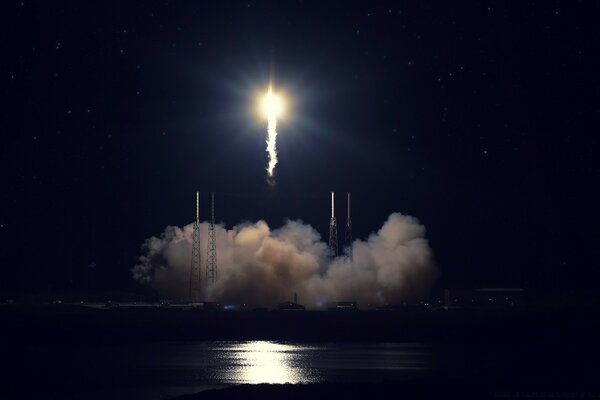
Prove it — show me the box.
[18,341,432,399]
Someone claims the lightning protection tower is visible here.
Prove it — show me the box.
[328,191,338,258]
[189,191,202,302]
[206,192,217,286]
[344,192,353,262]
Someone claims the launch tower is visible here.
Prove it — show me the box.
[328,191,338,258]
[206,192,217,285]
[189,191,202,301]
[344,192,353,262]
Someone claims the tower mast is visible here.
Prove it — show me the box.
[328,192,338,258]
[189,191,202,301]
[206,192,217,286]
[344,192,353,262]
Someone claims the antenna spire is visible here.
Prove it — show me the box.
[331,192,335,218]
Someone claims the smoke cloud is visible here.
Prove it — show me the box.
[132,213,438,308]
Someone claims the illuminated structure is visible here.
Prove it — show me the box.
[189,191,202,301]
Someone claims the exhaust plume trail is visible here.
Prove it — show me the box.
[262,84,283,185]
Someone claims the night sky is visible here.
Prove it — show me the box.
[3,1,600,296]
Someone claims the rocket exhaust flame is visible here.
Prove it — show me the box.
[266,112,278,180]
[261,85,283,185]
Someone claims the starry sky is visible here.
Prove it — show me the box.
[3,1,600,296]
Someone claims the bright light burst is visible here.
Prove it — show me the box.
[262,85,284,119]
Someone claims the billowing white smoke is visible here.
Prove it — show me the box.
[132,213,438,308]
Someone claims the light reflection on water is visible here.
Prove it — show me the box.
[198,341,431,385]
[212,341,320,384]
